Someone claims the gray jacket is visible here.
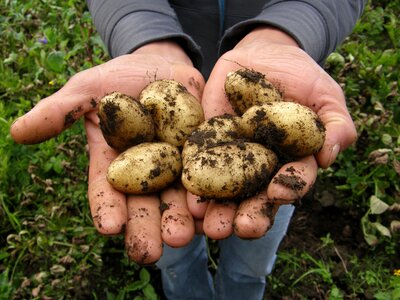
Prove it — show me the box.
[87,0,366,77]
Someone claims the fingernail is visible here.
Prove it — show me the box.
[327,143,341,167]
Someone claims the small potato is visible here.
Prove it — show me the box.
[98,92,155,152]
[182,114,244,165]
[241,102,326,157]
[107,142,182,194]
[139,79,204,147]
[225,68,282,115]
[182,142,277,200]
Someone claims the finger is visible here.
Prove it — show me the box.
[201,58,240,118]
[85,112,127,235]
[160,182,195,248]
[314,101,357,168]
[10,68,99,144]
[170,63,205,101]
[194,218,205,234]
[203,201,237,239]
[233,192,279,239]
[267,156,318,204]
[186,191,209,219]
[125,194,163,265]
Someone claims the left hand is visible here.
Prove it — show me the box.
[10,41,205,264]
[188,26,357,239]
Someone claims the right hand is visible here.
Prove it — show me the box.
[10,41,205,264]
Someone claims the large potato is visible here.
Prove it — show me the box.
[182,142,277,200]
[107,142,182,194]
[98,92,155,152]
[225,68,283,115]
[138,79,204,147]
[241,102,326,157]
[181,114,244,165]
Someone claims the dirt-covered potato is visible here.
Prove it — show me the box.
[138,79,204,147]
[225,68,283,115]
[181,114,244,165]
[241,102,326,157]
[98,92,155,152]
[107,142,182,194]
[181,142,277,200]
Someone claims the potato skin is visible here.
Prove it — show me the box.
[98,92,155,152]
[182,114,244,165]
[181,142,277,200]
[225,68,282,115]
[107,142,182,194]
[241,102,326,157]
[138,79,204,147]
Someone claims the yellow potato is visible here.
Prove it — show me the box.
[181,142,277,200]
[225,68,283,115]
[107,142,182,194]
[241,102,326,157]
[139,79,204,147]
[181,114,244,165]
[98,92,155,152]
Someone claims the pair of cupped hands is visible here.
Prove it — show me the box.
[10,27,357,265]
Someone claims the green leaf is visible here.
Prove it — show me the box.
[381,133,393,146]
[44,27,57,45]
[328,285,344,300]
[374,291,392,300]
[0,270,12,300]
[139,268,151,284]
[361,213,379,246]
[142,284,157,300]
[3,52,17,64]
[327,52,345,66]
[370,196,389,214]
[115,289,126,300]
[46,51,65,73]
[124,280,147,292]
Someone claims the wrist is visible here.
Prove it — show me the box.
[235,26,299,49]
[133,40,193,66]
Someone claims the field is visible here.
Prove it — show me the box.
[1,1,399,299]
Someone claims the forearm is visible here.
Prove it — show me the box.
[220,0,367,64]
[86,0,202,66]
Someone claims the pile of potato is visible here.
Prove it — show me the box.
[98,80,204,194]
[99,69,326,202]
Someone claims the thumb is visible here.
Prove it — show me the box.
[315,98,357,169]
[10,68,100,144]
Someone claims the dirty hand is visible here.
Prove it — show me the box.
[10,41,204,264]
[188,27,357,239]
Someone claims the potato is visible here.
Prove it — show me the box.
[98,92,155,152]
[138,79,204,147]
[241,102,326,157]
[225,68,283,115]
[181,114,244,165]
[181,142,277,200]
[107,142,182,194]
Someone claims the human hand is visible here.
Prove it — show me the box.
[188,27,357,239]
[10,41,204,264]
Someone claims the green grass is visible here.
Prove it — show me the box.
[1,0,399,299]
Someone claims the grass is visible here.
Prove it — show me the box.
[0,0,399,299]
